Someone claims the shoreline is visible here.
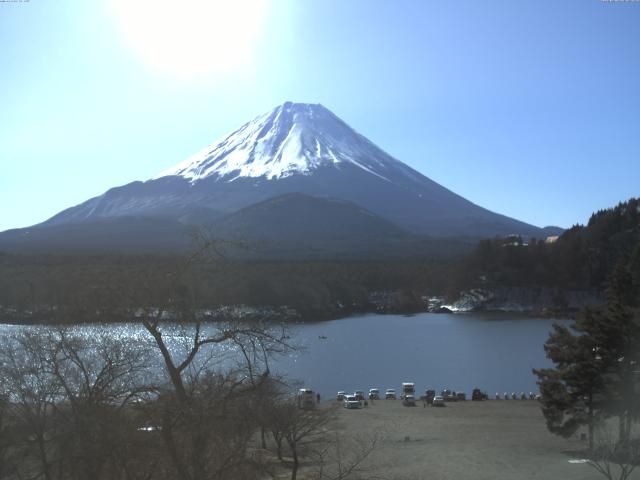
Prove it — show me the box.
[0,303,579,326]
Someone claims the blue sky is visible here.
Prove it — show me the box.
[1,0,638,232]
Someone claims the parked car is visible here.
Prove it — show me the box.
[385,388,396,400]
[354,390,365,401]
[472,388,488,401]
[343,395,361,409]
[456,392,466,401]
[432,395,445,407]
[441,389,457,402]
[423,389,436,405]
[368,388,380,400]
[336,391,346,401]
[297,388,316,409]
[402,394,416,406]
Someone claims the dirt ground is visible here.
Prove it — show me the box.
[327,398,639,480]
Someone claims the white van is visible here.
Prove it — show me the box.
[297,388,316,409]
[401,382,415,399]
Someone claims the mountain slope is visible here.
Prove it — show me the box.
[0,216,193,254]
[213,193,407,242]
[2,102,553,254]
[0,194,476,259]
[207,193,477,259]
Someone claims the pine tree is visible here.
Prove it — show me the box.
[534,253,640,449]
[596,260,640,444]
[533,319,607,449]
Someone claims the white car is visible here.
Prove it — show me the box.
[343,395,361,409]
[432,395,445,407]
[368,388,380,400]
[385,388,396,400]
[336,391,346,401]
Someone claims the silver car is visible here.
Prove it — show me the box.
[343,395,361,409]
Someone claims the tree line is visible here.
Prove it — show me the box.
[463,198,640,291]
[0,197,637,323]
[0,252,457,323]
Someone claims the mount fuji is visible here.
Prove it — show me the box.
[0,102,558,255]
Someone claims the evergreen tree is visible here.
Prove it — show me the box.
[576,303,639,445]
[533,320,607,449]
[597,259,640,444]
[534,253,640,449]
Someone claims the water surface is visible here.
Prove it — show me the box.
[281,312,567,399]
[0,312,568,400]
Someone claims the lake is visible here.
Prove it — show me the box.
[281,312,568,400]
[0,312,568,400]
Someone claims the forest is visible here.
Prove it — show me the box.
[0,198,638,324]
[463,198,640,291]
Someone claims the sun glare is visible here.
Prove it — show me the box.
[109,0,266,78]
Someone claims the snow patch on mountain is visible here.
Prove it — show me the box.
[155,102,395,183]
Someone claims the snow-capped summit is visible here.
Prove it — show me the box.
[156,102,400,182]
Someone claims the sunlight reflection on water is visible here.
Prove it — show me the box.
[0,312,569,399]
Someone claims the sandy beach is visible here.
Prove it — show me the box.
[328,398,638,480]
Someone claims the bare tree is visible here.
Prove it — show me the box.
[0,392,18,480]
[265,395,295,462]
[123,237,296,480]
[276,402,335,480]
[311,433,382,480]
[43,331,152,480]
[0,329,153,480]
[588,427,640,480]
[0,332,62,480]
[132,315,293,480]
